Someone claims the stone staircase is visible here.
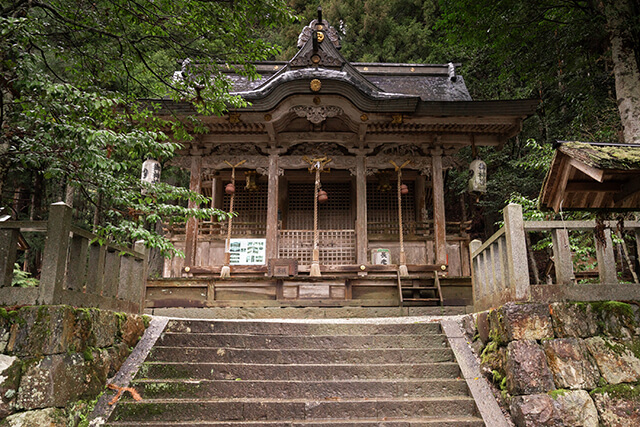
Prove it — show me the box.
[107,319,484,426]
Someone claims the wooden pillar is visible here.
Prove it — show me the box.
[596,228,617,284]
[355,155,368,266]
[551,228,574,284]
[415,175,427,223]
[266,154,280,261]
[431,148,447,265]
[184,155,202,269]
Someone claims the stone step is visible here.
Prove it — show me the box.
[129,379,470,400]
[137,362,462,381]
[164,320,442,335]
[147,346,455,364]
[109,397,479,423]
[155,332,449,349]
[107,416,484,426]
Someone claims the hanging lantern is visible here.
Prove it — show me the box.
[318,189,328,203]
[141,159,161,185]
[400,183,409,195]
[244,171,259,192]
[225,182,236,195]
[468,159,487,194]
[377,172,392,192]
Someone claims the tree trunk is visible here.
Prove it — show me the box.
[606,0,640,143]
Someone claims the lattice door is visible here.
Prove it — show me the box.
[286,182,353,230]
[220,181,268,236]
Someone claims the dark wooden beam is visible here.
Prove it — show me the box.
[614,177,640,205]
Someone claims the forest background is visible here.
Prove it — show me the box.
[1,0,639,271]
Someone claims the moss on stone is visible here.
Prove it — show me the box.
[142,315,151,329]
[481,341,499,365]
[590,382,640,402]
[590,301,636,325]
[82,348,94,362]
[548,388,568,400]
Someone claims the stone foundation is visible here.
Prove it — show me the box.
[0,305,146,424]
[464,301,640,426]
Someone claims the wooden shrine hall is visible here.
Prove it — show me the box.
[148,14,538,309]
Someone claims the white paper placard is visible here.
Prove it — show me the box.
[229,238,266,265]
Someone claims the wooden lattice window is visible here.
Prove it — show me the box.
[286,182,353,230]
[220,181,268,236]
[367,181,415,235]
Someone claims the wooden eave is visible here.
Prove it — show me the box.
[540,143,640,211]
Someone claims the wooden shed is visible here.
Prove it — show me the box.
[540,141,640,212]
[148,16,537,308]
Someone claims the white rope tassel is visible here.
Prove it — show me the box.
[310,166,322,277]
[397,167,409,277]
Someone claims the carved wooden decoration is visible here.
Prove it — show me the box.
[291,106,342,124]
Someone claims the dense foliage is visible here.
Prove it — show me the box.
[0,0,293,255]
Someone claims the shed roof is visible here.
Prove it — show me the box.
[539,141,640,211]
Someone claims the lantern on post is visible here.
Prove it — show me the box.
[244,171,259,191]
[141,159,161,194]
[468,159,487,195]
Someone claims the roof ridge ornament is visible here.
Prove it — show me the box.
[297,8,340,50]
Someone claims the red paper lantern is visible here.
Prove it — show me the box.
[225,183,236,194]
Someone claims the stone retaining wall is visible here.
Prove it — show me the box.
[0,305,146,424]
[464,301,640,426]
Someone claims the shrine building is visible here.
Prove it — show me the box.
[148,14,538,309]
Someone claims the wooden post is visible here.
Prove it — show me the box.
[265,154,280,262]
[0,229,19,288]
[469,238,482,304]
[355,155,368,266]
[503,203,530,300]
[431,148,447,265]
[39,202,72,304]
[184,155,202,270]
[551,228,574,284]
[596,228,617,284]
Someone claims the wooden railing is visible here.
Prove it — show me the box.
[471,203,640,311]
[0,202,147,313]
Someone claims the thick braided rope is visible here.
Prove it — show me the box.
[226,166,235,249]
[397,168,404,254]
[313,167,320,252]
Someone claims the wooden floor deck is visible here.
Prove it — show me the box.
[145,274,472,309]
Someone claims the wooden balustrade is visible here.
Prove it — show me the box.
[0,202,147,313]
[472,203,640,311]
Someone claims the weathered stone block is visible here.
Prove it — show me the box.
[0,355,21,419]
[6,306,96,356]
[120,314,145,347]
[476,311,490,344]
[592,385,640,427]
[550,303,599,338]
[461,314,476,340]
[543,338,600,390]
[2,407,65,426]
[506,340,556,395]
[17,351,109,410]
[481,342,507,377]
[585,336,640,385]
[553,390,598,427]
[592,301,637,339]
[503,302,554,341]
[510,394,562,427]
[106,342,131,378]
[90,309,117,348]
[488,308,509,345]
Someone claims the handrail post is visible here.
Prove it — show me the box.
[0,229,19,288]
[551,228,574,284]
[503,203,530,300]
[596,228,617,284]
[470,239,482,304]
[134,240,149,313]
[39,202,72,304]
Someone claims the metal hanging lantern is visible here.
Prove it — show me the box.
[317,189,328,203]
[400,183,409,195]
[468,159,487,194]
[141,159,161,184]
[225,182,236,195]
[244,171,259,192]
